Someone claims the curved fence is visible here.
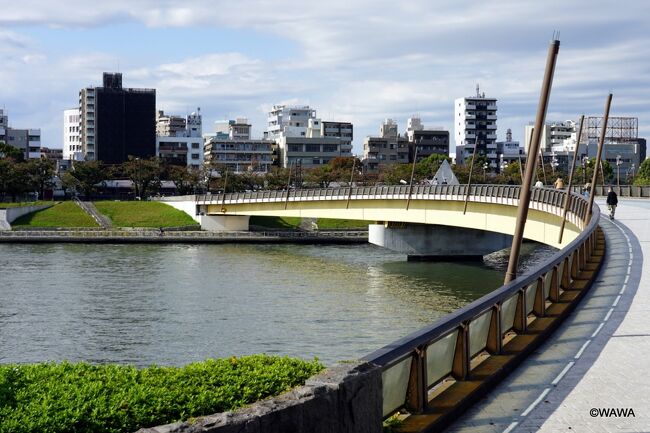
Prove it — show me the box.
[180,186,602,423]
[359,191,601,422]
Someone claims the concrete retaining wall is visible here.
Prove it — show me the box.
[135,361,382,433]
[0,205,53,230]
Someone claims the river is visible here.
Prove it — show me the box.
[0,242,553,366]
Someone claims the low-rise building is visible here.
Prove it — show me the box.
[363,119,409,172]
[156,109,203,167]
[204,138,273,173]
[0,108,42,160]
[63,108,83,161]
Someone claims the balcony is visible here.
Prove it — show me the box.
[487,142,497,149]
[487,152,498,159]
[487,124,497,130]
[465,113,476,120]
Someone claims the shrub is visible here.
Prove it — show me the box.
[0,355,323,433]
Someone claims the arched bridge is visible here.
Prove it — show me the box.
[162,185,590,255]
[161,186,603,432]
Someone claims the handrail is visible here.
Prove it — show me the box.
[362,201,598,367]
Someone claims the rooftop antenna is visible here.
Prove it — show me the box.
[476,83,480,98]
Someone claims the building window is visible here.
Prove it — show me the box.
[191,154,199,159]
[323,145,338,152]
[192,143,199,149]
[288,144,302,152]
[305,144,320,152]
[312,159,320,165]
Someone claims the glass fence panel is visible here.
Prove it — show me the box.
[469,310,492,357]
[426,331,458,387]
[543,271,553,300]
[500,294,518,333]
[381,356,413,417]
[525,283,536,315]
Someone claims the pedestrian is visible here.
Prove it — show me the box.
[553,176,564,189]
[535,180,543,188]
[583,183,590,198]
[606,186,618,220]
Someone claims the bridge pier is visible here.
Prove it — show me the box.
[368,223,512,260]
[198,215,250,231]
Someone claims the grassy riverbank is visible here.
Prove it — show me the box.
[11,202,98,228]
[0,355,323,433]
[94,201,198,228]
[251,216,372,229]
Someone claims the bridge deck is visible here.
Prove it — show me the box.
[446,199,650,433]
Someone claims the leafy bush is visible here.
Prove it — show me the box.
[0,355,323,433]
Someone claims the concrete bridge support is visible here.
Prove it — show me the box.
[368,223,512,260]
[199,215,250,231]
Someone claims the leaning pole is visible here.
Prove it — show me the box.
[504,38,560,284]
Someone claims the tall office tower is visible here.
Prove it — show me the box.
[79,72,156,164]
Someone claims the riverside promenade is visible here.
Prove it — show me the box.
[447,198,650,433]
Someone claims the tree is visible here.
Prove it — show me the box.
[633,158,650,185]
[305,165,335,188]
[26,157,55,199]
[416,154,452,180]
[166,165,201,195]
[0,142,25,162]
[3,162,31,201]
[121,156,163,198]
[575,158,614,186]
[66,160,108,198]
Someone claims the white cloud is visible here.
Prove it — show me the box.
[1,0,650,151]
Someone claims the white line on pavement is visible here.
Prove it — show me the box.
[612,295,621,307]
[575,340,591,359]
[521,388,551,417]
[591,322,605,338]
[604,308,614,321]
[551,361,575,385]
[502,421,519,433]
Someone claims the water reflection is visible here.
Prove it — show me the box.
[0,242,554,366]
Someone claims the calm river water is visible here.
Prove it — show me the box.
[0,242,553,366]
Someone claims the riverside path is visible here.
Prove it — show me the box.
[445,198,650,433]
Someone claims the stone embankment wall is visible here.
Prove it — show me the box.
[136,361,382,433]
[0,205,52,230]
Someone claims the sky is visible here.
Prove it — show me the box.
[1,0,650,155]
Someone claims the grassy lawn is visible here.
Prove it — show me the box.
[250,216,303,229]
[94,201,198,228]
[11,202,98,228]
[316,218,373,229]
[0,355,323,433]
[0,201,51,209]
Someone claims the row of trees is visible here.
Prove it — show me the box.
[3,139,650,201]
[0,143,56,201]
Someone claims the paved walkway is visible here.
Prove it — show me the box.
[446,198,650,433]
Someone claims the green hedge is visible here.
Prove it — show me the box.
[0,355,323,433]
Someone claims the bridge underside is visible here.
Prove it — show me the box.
[369,223,513,260]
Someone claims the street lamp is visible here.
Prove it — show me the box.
[482,162,488,180]
[582,156,589,185]
[550,151,558,175]
[616,155,622,187]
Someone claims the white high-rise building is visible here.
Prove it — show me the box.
[63,108,82,160]
[266,105,316,140]
[454,85,498,166]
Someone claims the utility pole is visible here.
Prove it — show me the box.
[504,38,560,284]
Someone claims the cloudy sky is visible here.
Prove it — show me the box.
[1,0,649,153]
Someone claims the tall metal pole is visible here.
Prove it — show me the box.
[406,145,419,210]
[587,94,612,223]
[220,169,229,213]
[346,158,356,209]
[539,144,548,185]
[284,162,293,210]
[504,38,560,284]
[558,115,584,243]
[463,136,479,214]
